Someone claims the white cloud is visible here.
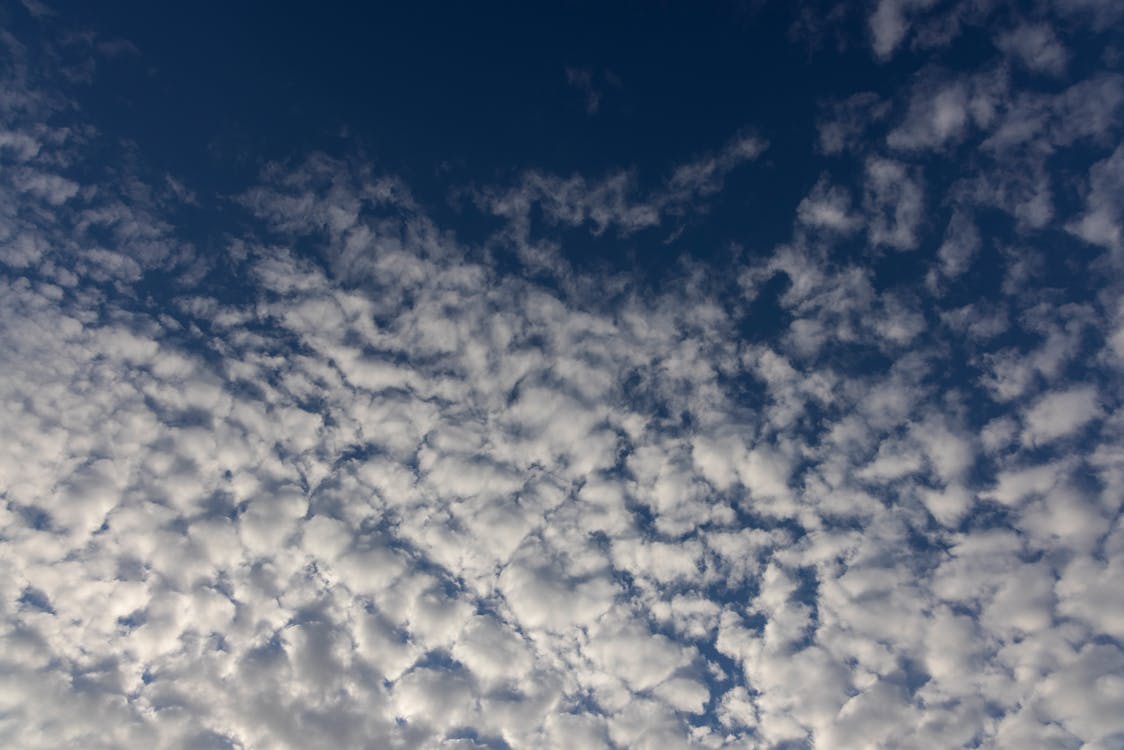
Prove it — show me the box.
[1067,142,1124,254]
[796,176,860,233]
[1022,385,1101,446]
[868,0,939,59]
[997,23,1068,76]
[887,81,970,151]
[474,132,766,252]
[864,157,924,250]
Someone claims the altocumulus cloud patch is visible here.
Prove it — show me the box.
[1,1,1124,748]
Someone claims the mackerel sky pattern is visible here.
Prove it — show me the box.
[2,1,1124,748]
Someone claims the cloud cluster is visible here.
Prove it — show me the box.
[2,3,1123,749]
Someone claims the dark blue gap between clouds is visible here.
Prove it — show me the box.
[19,1,920,264]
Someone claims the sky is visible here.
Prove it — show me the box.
[1,1,1123,748]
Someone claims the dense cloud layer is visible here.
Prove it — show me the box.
[2,2,1124,748]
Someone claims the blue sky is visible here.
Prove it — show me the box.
[2,1,1124,748]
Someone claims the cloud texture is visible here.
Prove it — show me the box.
[2,2,1124,748]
